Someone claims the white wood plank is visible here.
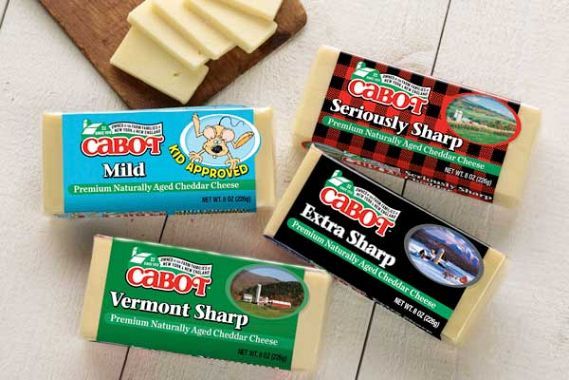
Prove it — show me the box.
[0,1,165,379]
[0,0,8,28]
[121,0,450,378]
[359,0,569,379]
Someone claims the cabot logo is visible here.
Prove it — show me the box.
[80,119,164,157]
[126,248,212,297]
[320,170,401,237]
[348,61,431,115]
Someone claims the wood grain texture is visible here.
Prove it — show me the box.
[38,0,306,109]
[359,1,569,379]
[0,1,165,378]
[0,0,8,27]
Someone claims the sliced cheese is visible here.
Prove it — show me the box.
[127,0,208,70]
[81,235,332,370]
[186,0,277,54]
[293,45,541,207]
[42,107,274,215]
[264,146,506,344]
[153,0,234,60]
[217,0,283,21]
[110,28,209,104]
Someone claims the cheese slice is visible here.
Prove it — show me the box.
[217,0,283,21]
[110,28,209,104]
[186,0,277,54]
[81,235,332,370]
[153,0,234,60]
[264,146,506,344]
[127,1,208,70]
[42,107,275,215]
[293,45,541,207]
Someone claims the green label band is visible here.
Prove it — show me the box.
[69,180,256,195]
[287,218,453,319]
[323,116,502,176]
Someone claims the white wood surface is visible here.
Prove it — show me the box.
[358,1,569,379]
[1,0,568,379]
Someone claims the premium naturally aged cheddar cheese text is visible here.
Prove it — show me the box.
[265,146,505,343]
[293,46,541,207]
[81,236,332,370]
[43,106,275,216]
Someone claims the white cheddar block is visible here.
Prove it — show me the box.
[153,0,235,60]
[110,28,209,104]
[254,108,277,209]
[494,104,541,207]
[442,248,505,344]
[128,0,208,70]
[293,45,541,207]
[186,0,277,54]
[218,0,283,21]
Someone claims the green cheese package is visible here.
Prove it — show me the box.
[80,236,332,370]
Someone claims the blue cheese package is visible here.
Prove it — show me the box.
[42,106,275,216]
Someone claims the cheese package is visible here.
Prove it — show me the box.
[153,0,234,60]
[81,235,332,370]
[264,146,505,344]
[294,46,541,207]
[127,1,208,70]
[218,0,283,20]
[110,29,208,104]
[43,106,275,216]
[186,0,277,54]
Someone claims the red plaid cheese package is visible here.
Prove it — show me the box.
[294,46,541,207]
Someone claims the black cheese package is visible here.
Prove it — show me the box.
[264,146,505,343]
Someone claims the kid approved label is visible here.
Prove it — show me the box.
[62,107,261,214]
[273,155,488,338]
[310,51,523,202]
[97,238,309,369]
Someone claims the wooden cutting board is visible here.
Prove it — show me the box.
[39,0,306,109]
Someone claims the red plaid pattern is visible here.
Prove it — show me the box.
[311,52,521,202]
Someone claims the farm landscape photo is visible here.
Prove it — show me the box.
[446,94,518,145]
[230,266,306,318]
